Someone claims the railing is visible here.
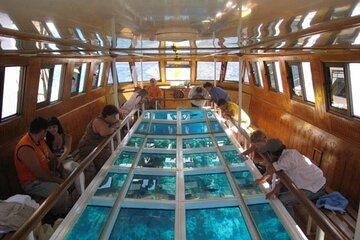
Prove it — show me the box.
[225,116,350,240]
[10,108,141,240]
[154,97,213,110]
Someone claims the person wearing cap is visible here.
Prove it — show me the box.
[203,82,230,104]
[188,86,210,107]
[255,139,326,217]
[217,98,251,129]
[119,88,148,118]
[145,78,163,109]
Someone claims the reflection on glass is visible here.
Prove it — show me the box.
[138,153,176,168]
[182,137,214,149]
[233,171,262,196]
[114,151,137,167]
[329,66,347,110]
[221,150,245,166]
[135,122,149,133]
[225,61,240,82]
[196,62,221,80]
[135,61,160,81]
[150,123,177,134]
[145,138,176,149]
[206,111,215,118]
[153,111,177,120]
[182,122,209,134]
[183,152,221,168]
[65,206,111,240]
[126,137,144,147]
[184,173,234,200]
[110,208,175,239]
[94,173,127,198]
[249,204,291,240]
[181,111,204,120]
[215,136,232,146]
[126,174,176,200]
[209,121,224,133]
[186,207,251,240]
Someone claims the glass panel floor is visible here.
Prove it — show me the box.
[53,109,295,240]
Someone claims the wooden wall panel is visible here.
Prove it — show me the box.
[249,97,360,209]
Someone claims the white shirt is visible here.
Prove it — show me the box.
[120,92,142,115]
[273,149,326,193]
[188,86,209,107]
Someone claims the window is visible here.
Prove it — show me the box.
[225,61,240,82]
[249,62,263,87]
[37,64,64,107]
[264,61,283,93]
[71,63,88,95]
[135,61,160,82]
[324,62,360,118]
[287,62,315,103]
[196,61,221,81]
[115,62,132,83]
[165,61,191,84]
[92,62,104,88]
[0,66,23,120]
[243,67,250,84]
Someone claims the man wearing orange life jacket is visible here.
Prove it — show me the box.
[14,117,69,215]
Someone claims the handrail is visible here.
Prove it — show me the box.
[10,109,139,240]
[275,170,349,240]
[221,116,348,240]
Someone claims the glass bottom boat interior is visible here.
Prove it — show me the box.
[52,108,306,240]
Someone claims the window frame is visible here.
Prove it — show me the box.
[0,65,24,121]
[264,61,280,92]
[37,63,65,109]
[71,62,89,96]
[92,62,104,89]
[324,62,352,117]
[249,61,263,88]
[196,61,221,81]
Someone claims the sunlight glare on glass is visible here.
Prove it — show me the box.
[46,22,61,38]
[304,34,320,47]
[302,11,317,29]
[0,12,18,30]
[351,2,360,16]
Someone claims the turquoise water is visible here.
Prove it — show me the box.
[153,111,177,120]
[181,110,205,120]
[215,135,232,146]
[126,137,144,147]
[126,174,176,200]
[114,151,137,167]
[184,173,234,200]
[94,173,127,198]
[249,204,291,240]
[110,208,175,240]
[138,152,176,168]
[221,150,245,166]
[182,137,214,148]
[232,171,262,196]
[65,205,111,240]
[145,138,176,149]
[183,152,221,168]
[209,121,224,133]
[206,111,216,119]
[186,207,251,240]
[135,122,149,133]
[150,123,177,134]
[182,122,209,134]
